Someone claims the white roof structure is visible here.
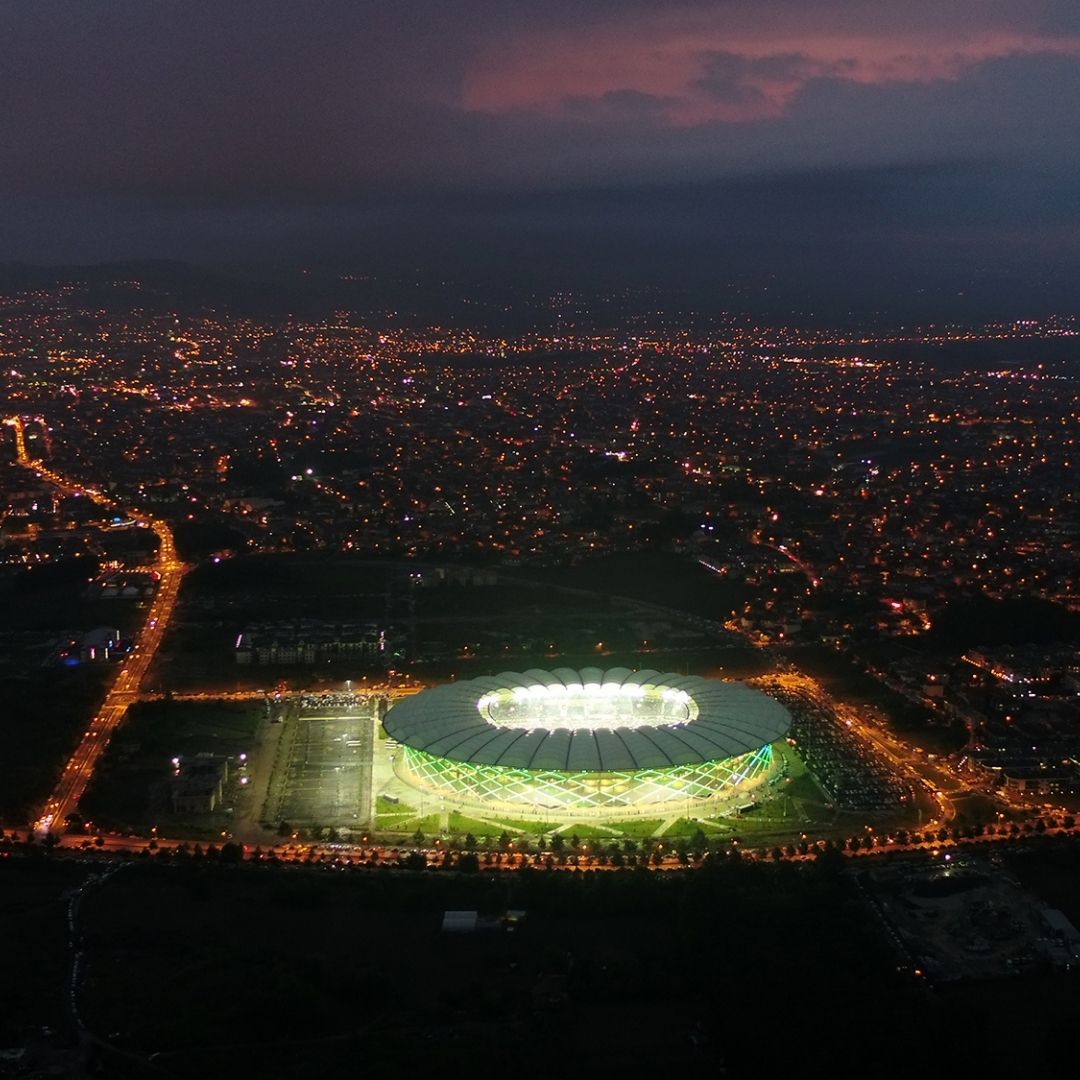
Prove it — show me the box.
[384,668,790,772]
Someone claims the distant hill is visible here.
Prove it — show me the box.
[0,259,542,327]
[0,259,297,315]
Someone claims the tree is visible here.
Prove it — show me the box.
[551,833,565,854]
[412,828,425,847]
[277,820,291,837]
[691,828,708,853]
[220,842,243,863]
[464,832,477,850]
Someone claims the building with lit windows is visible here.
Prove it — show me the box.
[383,668,791,820]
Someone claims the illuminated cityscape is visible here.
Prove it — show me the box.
[2,3,1080,1078]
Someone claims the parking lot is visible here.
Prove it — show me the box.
[265,704,376,829]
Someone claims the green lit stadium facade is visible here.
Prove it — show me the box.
[384,669,791,820]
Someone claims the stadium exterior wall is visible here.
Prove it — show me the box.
[393,741,778,821]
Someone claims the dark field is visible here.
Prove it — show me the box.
[0,562,147,824]
[76,856,885,1078]
[152,552,752,692]
[0,668,111,824]
[0,856,85,1047]
[2,846,1079,1079]
[79,700,263,834]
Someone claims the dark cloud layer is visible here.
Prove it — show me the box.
[1,1,1079,316]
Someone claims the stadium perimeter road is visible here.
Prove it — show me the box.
[269,706,376,830]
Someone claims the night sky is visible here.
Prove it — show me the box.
[4,1,1080,315]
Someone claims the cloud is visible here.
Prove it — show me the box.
[690,50,858,109]
[562,89,683,121]
[459,5,1080,126]
[1,0,1080,299]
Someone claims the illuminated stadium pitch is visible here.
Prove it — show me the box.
[384,668,791,820]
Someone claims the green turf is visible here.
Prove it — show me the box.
[376,795,415,814]
[783,773,827,803]
[395,814,440,836]
[595,818,665,838]
[558,824,625,840]
[447,811,506,836]
[470,816,556,836]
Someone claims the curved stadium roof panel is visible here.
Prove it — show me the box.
[384,669,790,771]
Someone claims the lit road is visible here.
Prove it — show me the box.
[749,528,820,588]
[30,809,1080,873]
[762,670,954,830]
[5,416,187,834]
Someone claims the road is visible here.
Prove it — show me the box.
[748,529,820,588]
[5,416,187,834]
[31,809,1080,873]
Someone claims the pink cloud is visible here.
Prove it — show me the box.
[460,13,1080,126]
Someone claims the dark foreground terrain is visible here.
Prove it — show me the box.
[2,844,1079,1079]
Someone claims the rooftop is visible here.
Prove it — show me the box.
[383,668,791,771]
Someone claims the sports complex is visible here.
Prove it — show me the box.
[383,668,791,821]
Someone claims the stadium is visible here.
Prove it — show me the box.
[383,668,791,820]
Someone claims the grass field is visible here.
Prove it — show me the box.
[367,796,825,845]
[398,813,441,836]
[376,795,415,814]
[592,818,665,838]
[446,811,507,837]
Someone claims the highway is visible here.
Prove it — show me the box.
[5,416,187,834]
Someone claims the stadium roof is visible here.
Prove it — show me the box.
[384,668,790,771]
